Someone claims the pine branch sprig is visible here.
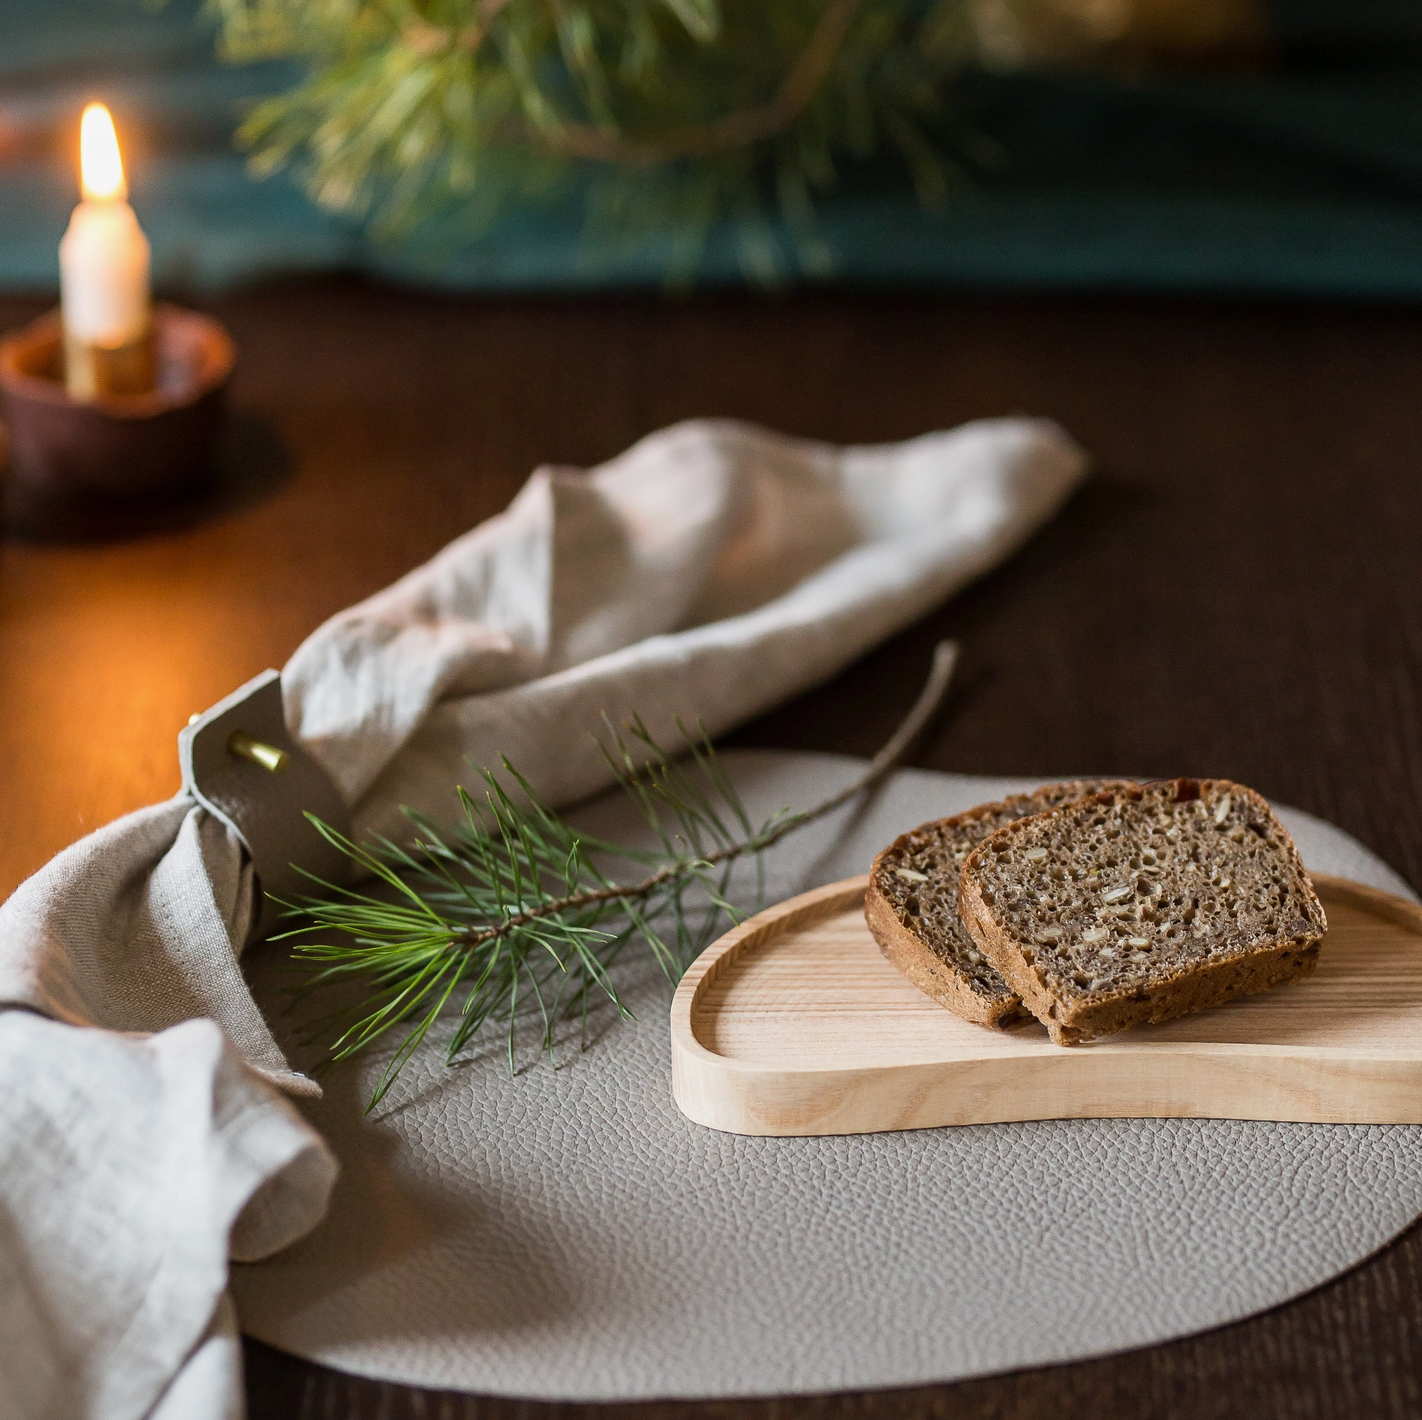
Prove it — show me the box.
[279,640,958,1106]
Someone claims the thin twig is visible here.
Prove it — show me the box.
[762,638,960,835]
[415,0,869,167]
[546,0,866,165]
[449,639,958,948]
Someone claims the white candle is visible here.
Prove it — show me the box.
[60,103,152,397]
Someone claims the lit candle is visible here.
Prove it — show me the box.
[59,103,154,400]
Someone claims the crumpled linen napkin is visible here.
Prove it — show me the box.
[287,417,1087,838]
[0,416,1086,1419]
[0,1014,336,1420]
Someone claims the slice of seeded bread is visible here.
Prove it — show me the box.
[958,778,1328,1045]
[865,780,1137,1028]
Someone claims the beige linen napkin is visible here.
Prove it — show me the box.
[288,417,1087,839]
[0,415,1087,1419]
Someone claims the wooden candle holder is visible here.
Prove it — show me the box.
[0,303,234,536]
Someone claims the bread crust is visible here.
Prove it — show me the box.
[865,874,1030,1027]
[958,778,1328,1046]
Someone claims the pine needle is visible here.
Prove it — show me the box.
[277,641,958,1106]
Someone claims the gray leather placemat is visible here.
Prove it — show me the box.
[234,752,1422,1399]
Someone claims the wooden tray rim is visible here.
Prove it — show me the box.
[670,872,1422,1086]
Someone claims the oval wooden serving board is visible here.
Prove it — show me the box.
[670,873,1422,1136]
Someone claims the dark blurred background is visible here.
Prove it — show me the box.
[4,0,1422,299]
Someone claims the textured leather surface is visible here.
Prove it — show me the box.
[233,752,1422,1399]
[180,670,351,938]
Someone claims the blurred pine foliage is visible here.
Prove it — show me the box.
[206,0,977,279]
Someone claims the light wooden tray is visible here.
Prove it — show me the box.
[670,873,1422,1136]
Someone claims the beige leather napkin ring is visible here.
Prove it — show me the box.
[179,670,352,938]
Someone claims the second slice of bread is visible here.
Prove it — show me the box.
[958,778,1328,1045]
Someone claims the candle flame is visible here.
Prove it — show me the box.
[79,103,126,202]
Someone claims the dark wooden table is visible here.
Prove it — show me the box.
[3,278,1422,1418]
